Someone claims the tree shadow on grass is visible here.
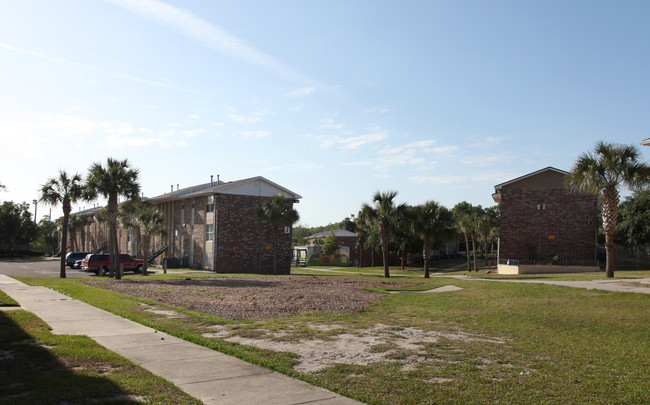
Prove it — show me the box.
[0,311,139,404]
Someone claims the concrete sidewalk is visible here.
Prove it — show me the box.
[0,275,361,405]
[439,274,650,294]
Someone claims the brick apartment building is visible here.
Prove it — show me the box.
[492,167,598,266]
[70,176,301,275]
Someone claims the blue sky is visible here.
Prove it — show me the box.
[1,0,649,226]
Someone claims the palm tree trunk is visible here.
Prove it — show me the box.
[380,224,390,278]
[423,241,431,278]
[108,195,120,279]
[60,214,69,278]
[602,187,619,278]
[471,232,478,272]
[142,234,150,276]
[273,230,278,275]
[605,231,615,278]
[464,233,471,271]
[483,233,489,266]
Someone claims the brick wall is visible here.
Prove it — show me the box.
[215,194,293,274]
[500,185,597,263]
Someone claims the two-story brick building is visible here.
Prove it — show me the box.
[492,167,598,273]
[148,176,301,274]
[70,176,301,275]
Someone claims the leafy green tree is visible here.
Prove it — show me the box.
[360,190,407,278]
[257,194,300,275]
[0,201,37,255]
[412,201,453,278]
[40,170,84,278]
[34,216,59,256]
[567,142,650,277]
[85,158,140,279]
[121,199,166,275]
[322,229,339,256]
[392,207,422,271]
[617,188,650,265]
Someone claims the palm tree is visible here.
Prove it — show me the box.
[478,206,500,266]
[121,199,166,275]
[85,158,140,279]
[40,170,84,278]
[453,201,479,272]
[257,194,300,275]
[567,141,650,277]
[68,214,91,251]
[412,201,453,278]
[360,190,407,278]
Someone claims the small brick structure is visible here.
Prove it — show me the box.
[492,167,598,274]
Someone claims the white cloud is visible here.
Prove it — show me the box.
[232,130,271,138]
[0,42,212,97]
[315,133,387,150]
[188,114,200,120]
[379,140,437,155]
[105,0,320,86]
[410,175,466,185]
[340,161,373,166]
[363,107,391,114]
[319,118,344,130]
[288,87,314,97]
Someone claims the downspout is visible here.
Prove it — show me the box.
[213,193,217,273]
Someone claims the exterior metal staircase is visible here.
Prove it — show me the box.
[148,245,168,263]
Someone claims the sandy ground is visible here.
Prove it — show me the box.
[83,276,507,374]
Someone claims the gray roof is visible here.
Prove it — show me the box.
[149,176,302,203]
[493,166,568,192]
[306,229,358,239]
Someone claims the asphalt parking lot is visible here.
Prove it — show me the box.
[0,258,99,278]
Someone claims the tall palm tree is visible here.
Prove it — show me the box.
[257,194,300,275]
[478,206,500,266]
[567,141,650,277]
[412,201,453,278]
[85,158,140,279]
[453,201,479,272]
[360,190,407,278]
[40,170,84,278]
[121,199,166,275]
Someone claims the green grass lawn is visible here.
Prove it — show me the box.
[14,272,650,404]
[0,308,201,404]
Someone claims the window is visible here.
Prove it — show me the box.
[206,224,214,241]
[206,195,214,213]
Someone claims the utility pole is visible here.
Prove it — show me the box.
[32,199,38,223]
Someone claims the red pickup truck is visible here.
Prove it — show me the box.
[81,253,144,275]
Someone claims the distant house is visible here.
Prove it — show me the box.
[492,167,598,274]
[305,229,358,247]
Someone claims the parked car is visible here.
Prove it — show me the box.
[65,252,91,268]
[81,253,144,275]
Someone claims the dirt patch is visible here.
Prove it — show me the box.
[204,323,507,373]
[81,276,413,320]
